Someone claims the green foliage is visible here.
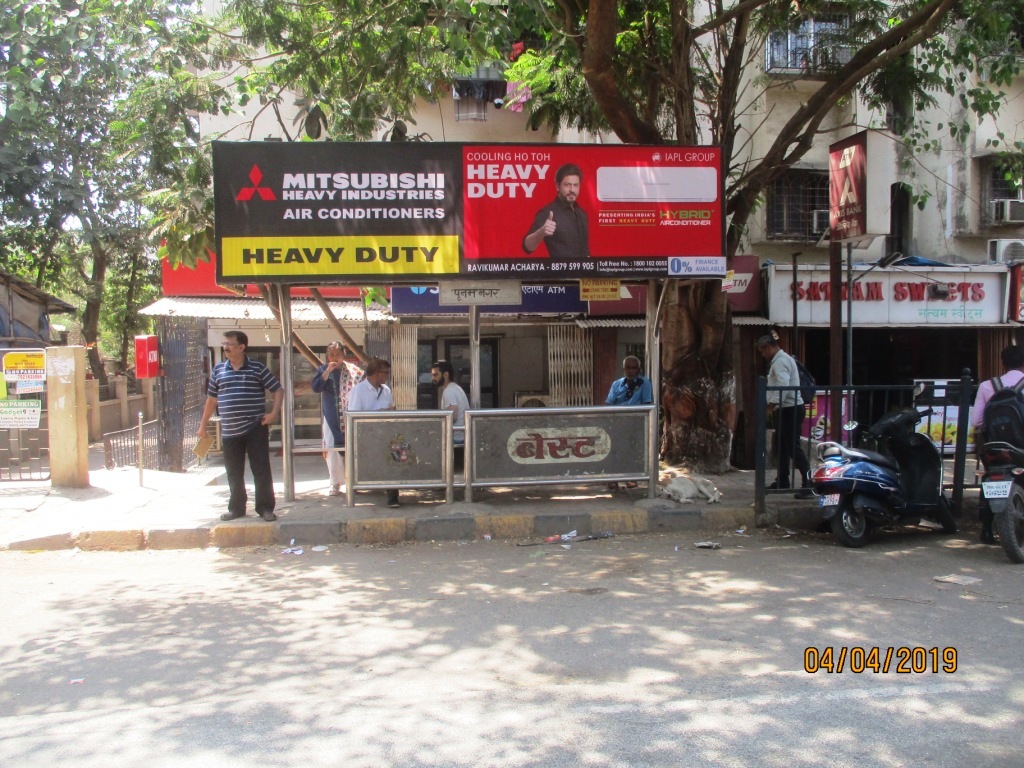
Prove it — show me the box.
[224,0,517,139]
[99,249,161,366]
[0,0,235,373]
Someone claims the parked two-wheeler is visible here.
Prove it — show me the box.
[978,441,1024,563]
[811,408,957,547]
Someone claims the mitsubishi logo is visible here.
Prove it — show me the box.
[236,165,276,201]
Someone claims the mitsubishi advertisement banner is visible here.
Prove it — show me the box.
[213,142,724,284]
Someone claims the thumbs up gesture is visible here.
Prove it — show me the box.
[541,210,557,236]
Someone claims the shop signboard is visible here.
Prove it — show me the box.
[213,142,725,283]
[766,264,1009,326]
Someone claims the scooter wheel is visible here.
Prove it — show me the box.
[934,495,958,534]
[831,501,870,548]
[995,485,1024,564]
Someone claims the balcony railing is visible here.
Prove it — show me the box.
[765,23,853,76]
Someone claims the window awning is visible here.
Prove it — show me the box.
[140,296,392,323]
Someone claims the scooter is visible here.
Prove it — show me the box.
[978,442,1024,563]
[811,408,957,547]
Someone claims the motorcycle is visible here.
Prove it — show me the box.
[978,441,1024,563]
[811,408,957,547]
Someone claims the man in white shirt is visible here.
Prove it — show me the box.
[431,359,470,445]
[346,357,400,507]
[757,334,811,496]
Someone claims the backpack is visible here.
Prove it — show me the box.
[983,377,1024,446]
[794,358,817,406]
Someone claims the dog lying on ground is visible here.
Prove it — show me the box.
[658,473,722,504]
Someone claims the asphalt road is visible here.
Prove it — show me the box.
[1,523,1021,768]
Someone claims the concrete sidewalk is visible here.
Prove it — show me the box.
[0,449,814,551]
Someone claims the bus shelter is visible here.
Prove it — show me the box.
[211,141,726,501]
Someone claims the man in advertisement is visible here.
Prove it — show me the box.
[522,163,590,259]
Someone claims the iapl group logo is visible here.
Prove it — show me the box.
[236,165,276,202]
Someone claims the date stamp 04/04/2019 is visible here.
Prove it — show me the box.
[804,646,958,674]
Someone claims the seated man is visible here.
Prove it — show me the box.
[431,359,470,445]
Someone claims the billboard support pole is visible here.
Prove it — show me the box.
[647,279,662,499]
[469,304,481,409]
[278,285,295,501]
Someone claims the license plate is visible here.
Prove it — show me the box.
[818,493,840,507]
[982,481,1012,499]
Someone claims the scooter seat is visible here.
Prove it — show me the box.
[840,447,900,473]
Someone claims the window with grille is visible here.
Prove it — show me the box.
[765,15,852,73]
[990,158,1024,201]
[766,170,830,240]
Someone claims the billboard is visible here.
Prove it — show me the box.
[213,142,724,284]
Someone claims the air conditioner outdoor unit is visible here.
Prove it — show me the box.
[989,238,1024,263]
[812,209,831,233]
[989,198,1024,224]
[515,393,554,408]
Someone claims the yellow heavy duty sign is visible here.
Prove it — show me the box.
[219,236,462,279]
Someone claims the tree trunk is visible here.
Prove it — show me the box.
[81,240,109,385]
[118,249,144,371]
[660,281,736,473]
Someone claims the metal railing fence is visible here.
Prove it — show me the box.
[754,370,976,521]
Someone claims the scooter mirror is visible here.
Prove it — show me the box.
[843,421,859,431]
[912,382,926,398]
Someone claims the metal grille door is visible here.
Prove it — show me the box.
[548,325,593,406]
[157,317,209,472]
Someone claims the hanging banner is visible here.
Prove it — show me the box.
[213,142,725,283]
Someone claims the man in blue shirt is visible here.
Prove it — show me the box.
[606,355,654,407]
[198,331,283,521]
[605,355,653,489]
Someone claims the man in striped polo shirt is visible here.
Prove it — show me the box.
[198,331,284,521]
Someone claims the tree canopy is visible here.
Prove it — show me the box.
[5,0,1020,466]
[0,0,235,374]
[218,0,1021,469]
